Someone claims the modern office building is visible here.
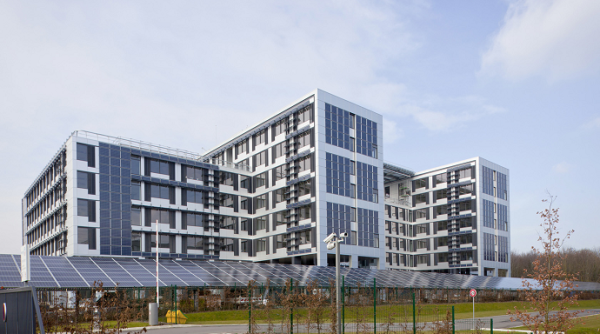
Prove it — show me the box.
[22,89,510,276]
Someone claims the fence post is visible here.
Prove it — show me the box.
[374,278,376,334]
[249,287,252,334]
[452,306,455,334]
[174,285,178,325]
[342,275,345,334]
[290,278,294,334]
[412,292,416,334]
[490,318,493,334]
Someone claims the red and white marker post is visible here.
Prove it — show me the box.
[469,289,477,330]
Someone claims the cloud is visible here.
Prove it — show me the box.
[390,95,505,132]
[553,162,572,173]
[582,116,600,130]
[481,0,600,81]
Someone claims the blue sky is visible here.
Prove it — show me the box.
[1,0,599,255]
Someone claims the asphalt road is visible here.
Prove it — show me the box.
[123,309,600,334]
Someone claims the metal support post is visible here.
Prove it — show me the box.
[336,239,341,334]
[373,278,376,334]
[342,275,345,334]
[290,278,294,334]
[412,292,416,334]
[452,306,455,334]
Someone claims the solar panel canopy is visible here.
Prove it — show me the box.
[1,254,599,291]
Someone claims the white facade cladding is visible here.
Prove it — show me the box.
[382,157,511,277]
[22,89,510,276]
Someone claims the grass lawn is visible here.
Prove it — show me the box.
[162,299,600,325]
[511,314,600,333]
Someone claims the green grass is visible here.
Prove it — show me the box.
[511,313,600,333]
[164,299,600,325]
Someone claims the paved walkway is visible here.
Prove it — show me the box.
[122,309,600,334]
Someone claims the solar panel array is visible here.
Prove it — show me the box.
[1,254,599,291]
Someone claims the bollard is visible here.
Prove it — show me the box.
[149,302,158,326]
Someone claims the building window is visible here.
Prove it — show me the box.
[77,227,96,250]
[415,208,427,219]
[131,156,141,175]
[131,181,141,200]
[297,131,311,149]
[183,212,203,227]
[255,150,267,167]
[272,142,285,161]
[459,218,472,228]
[356,161,378,203]
[219,194,235,208]
[459,201,472,212]
[298,179,311,197]
[415,178,427,189]
[326,152,354,198]
[459,184,474,195]
[76,143,95,168]
[255,172,266,188]
[149,184,175,203]
[435,205,447,215]
[297,154,312,173]
[77,171,96,195]
[435,189,447,199]
[221,238,234,252]
[460,234,473,244]
[414,193,427,205]
[437,221,448,231]
[435,173,447,184]
[132,232,142,252]
[255,216,267,231]
[256,239,266,252]
[219,216,236,230]
[131,207,142,226]
[357,208,378,248]
[273,119,287,137]
[187,236,204,251]
[325,103,354,152]
[298,230,311,245]
[241,240,248,253]
[185,166,205,181]
[355,115,378,158]
[149,208,176,229]
[149,159,171,176]
[458,167,472,179]
[77,199,96,222]
[237,140,247,155]
[255,194,267,210]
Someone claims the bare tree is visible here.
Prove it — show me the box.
[508,195,583,333]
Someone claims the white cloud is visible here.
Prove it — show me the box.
[553,162,572,173]
[481,0,600,81]
[582,116,600,130]
[388,95,505,132]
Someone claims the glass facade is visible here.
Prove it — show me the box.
[326,202,354,245]
[325,152,354,198]
[482,199,494,228]
[357,208,379,248]
[356,161,378,203]
[325,103,354,151]
[98,143,132,256]
[355,115,378,158]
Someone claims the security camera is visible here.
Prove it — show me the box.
[339,232,348,238]
[323,233,336,244]
[327,242,336,250]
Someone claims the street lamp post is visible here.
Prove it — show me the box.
[324,232,348,334]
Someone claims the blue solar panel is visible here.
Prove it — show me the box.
[1,255,600,291]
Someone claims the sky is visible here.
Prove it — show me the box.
[1,0,599,255]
